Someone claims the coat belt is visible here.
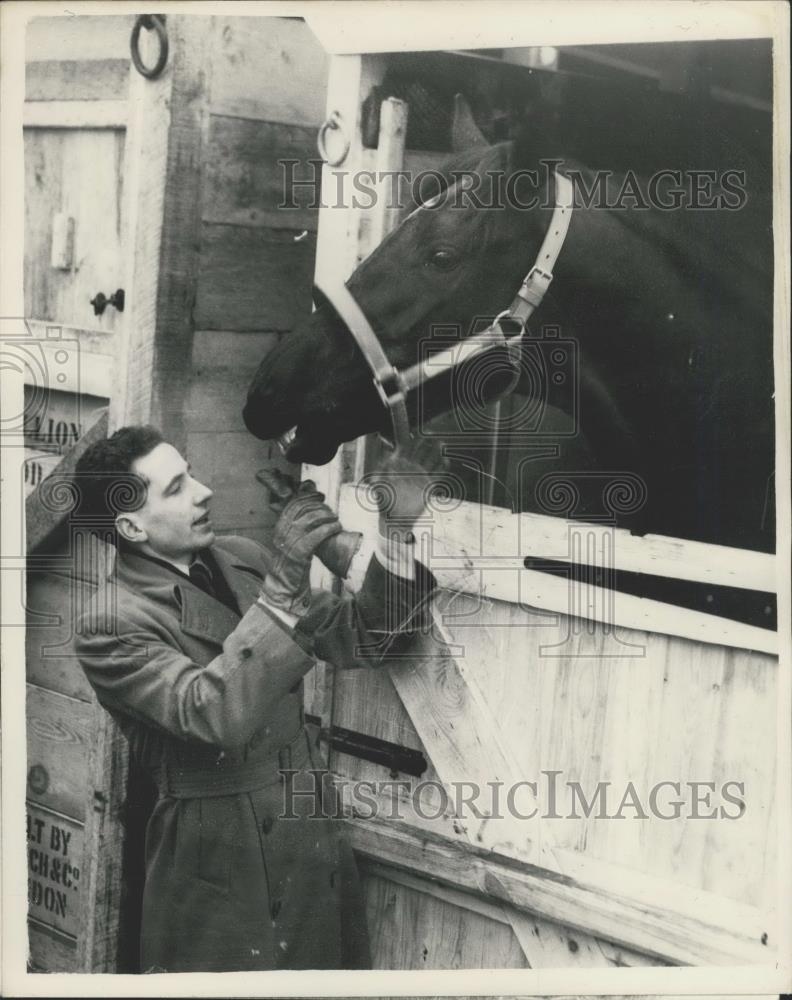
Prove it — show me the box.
[155,727,311,799]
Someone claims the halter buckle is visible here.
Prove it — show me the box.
[374,368,407,409]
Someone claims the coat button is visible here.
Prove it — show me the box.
[240,647,252,659]
[261,816,273,835]
[270,899,282,919]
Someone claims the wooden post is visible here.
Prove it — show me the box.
[113,15,213,451]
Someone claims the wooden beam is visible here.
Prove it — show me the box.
[26,59,130,103]
[76,700,129,971]
[340,487,775,593]
[346,814,771,966]
[361,860,664,968]
[339,490,778,654]
[113,16,213,451]
[25,408,108,555]
[23,101,127,130]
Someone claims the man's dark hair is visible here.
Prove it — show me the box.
[74,425,164,535]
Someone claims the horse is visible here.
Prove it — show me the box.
[243,128,774,561]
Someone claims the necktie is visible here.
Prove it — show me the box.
[188,560,215,599]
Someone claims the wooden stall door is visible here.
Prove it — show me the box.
[308,51,778,971]
[24,15,132,973]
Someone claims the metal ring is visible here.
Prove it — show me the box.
[130,15,169,80]
[317,111,350,167]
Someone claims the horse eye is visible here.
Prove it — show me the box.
[428,249,458,271]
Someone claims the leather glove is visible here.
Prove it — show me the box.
[261,489,343,612]
[256,469,362,578]
[365,437,450,535]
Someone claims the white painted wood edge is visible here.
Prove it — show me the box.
[339,487,778,655]
[345,812,772,966]
[339,485,775,592]
[23,101,127,130]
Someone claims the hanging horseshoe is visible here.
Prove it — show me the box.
[130,15,169,80]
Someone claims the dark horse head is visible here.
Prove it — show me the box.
[244,134,774,551]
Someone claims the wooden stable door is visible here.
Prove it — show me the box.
[24,16,131,972]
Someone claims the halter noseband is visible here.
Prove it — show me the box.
[305,171,574,452]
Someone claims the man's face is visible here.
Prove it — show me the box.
[124,443,215,560]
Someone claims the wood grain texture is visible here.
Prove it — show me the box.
[194,223,317,332]
[26,570,94,702]
[364,871,528,970]
[24,129,125,329]
[114,16,213,449]
[28,920,78,973]
[23,101,127,129]
[26,805,85,939]
[26,15,134,62]
[338,492,777,653]
[26,59,130,102]
[76,698,130,971]
[186,430,292,534]
[186,331,279,432]
[210,16,329,124]
[361,861,664,969]
[347,814,771,965]
[25,407,108,555]
[26,685,92,821]
[203,115,320,231]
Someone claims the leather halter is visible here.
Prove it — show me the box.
[314,171,574,450]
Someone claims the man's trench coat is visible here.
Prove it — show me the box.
[74,533,434,972]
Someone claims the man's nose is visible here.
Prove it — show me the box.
[194,479,213,504]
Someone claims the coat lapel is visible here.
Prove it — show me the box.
[176,583,241,648]
[210,545,265,616]
[113,544,253,650]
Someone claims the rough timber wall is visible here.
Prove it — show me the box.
[187,17,329,544]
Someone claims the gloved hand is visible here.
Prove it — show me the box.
[256,469,362,579]
[365,437,450,535]
[261,488,343,612]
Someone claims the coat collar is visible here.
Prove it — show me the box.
[112,541,265,649]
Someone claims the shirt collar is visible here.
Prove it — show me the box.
[117,540,212,584]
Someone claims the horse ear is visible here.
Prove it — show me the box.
[451,93,490,151]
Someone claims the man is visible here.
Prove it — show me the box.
[73,425,439,973]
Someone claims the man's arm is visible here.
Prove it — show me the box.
[256,439,443,667]
[75,596,315,752]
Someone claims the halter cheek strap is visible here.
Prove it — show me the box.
[312,170,574,451]
[510,171,575,323]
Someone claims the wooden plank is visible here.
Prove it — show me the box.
[194,223,316,332]
[26,59,129,102]
[23,101,127,129]
[28,919,78,973]
[76,698,130,971]
[25,15,134,62]
[338,493,778,654]
[210,16,329,125]
[24,129,125,330]
[303,51,387,592]
[342,488,776,593]
[26,685,92,821]
[346,814,772,966]
[26,570,94,702]
[113,15,213,452]
[187,332,280,432]
[26,804,84,939]
[185,430,291,533]
[369,98,408,247]
[203,115,320,232]
[25,407,108,555]
[363,870,528,970]
[361,861,664,968]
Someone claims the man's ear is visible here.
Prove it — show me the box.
[116,513,146,545]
